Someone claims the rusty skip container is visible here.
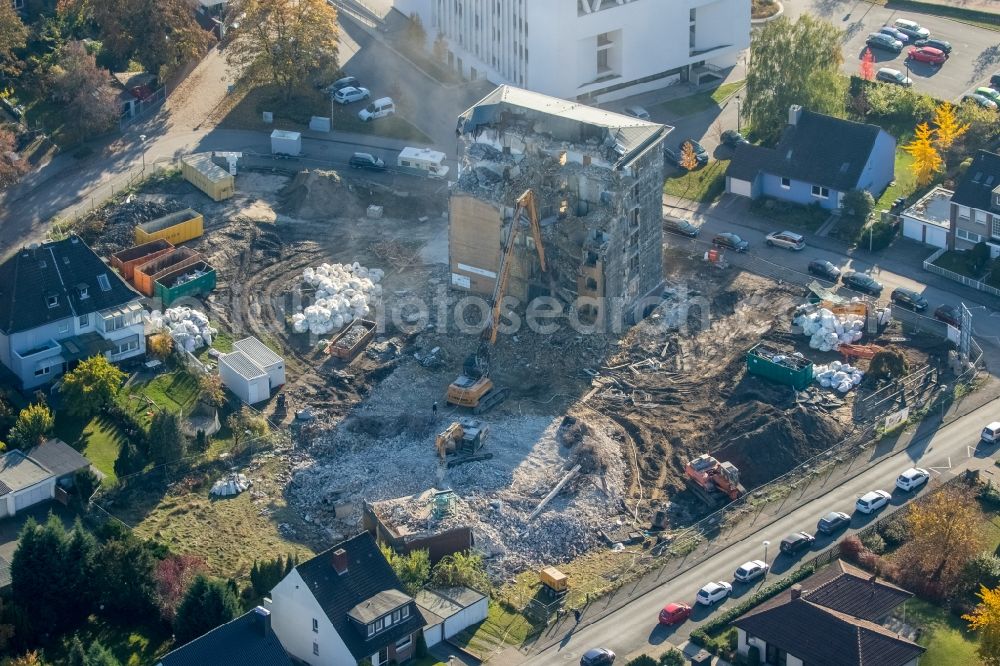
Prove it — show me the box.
[111,239,174,281]
[326,319,376,361]
[134,208,204,246]
[133,247,203,296]
[181,153,234,202]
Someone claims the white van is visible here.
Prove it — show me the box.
[983,422,1000,443]
[397,146,450,179]
[358,97,396,122]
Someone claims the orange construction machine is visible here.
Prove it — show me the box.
[685,454,745,502]
[447,189,547,413]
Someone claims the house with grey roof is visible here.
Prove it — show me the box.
[948,149,1000,253]
[726,105,896,211]
[0,235,145,389]
[270,532,426,665]
[733,560,924,666]
[0,439,92,518]
[157,606,293,666]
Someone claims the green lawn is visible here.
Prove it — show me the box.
[52,412,126,485]
[904,598,980,666]
[749,198,831,232]
[663,159,730,203]
[450,602,539,657]
[932,250,982,279]
[875,149,919,211]
[135,370,200,415]
[651,81,745,117]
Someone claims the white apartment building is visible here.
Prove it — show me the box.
[395,0,750,102]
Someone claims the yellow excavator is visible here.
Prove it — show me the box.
[446,189,547,413]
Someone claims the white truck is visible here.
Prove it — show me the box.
[270,129,302,157]
[396,146,450,179]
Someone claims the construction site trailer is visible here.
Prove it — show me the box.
[233,336,285,388]
[181,153,235,201]
[326,319,376,361]
[133,247,203,296]
[397,146,450,179]
[110,239,174,280]
[153,261,217,305]
[134,208,204,245]
[270,129,302,156]
[746,343,814,390]
[219,350,270,404]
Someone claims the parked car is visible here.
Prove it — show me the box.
[908,46,947,65]
[663,215,700,237]
[890,287,929,311]
[779,532,815,555]
[808,259,841,282]
[666,139,709,167]
[324,75,359,93]
[896,467,930,492]
[913,38,952,54]
[933,304,960,327]
[333,86,371,104]
[879,26,909,43]
[712,232,749,252]
[348,152,386,171]
[876,68,913,87]
[696,581,733,606]
[358,97,396,121]
[658,602,692,625]
[982,422,1000,444]
[721,129,750,148]
[963,93,999,110]
[866,33,903,53]
[975,87,1000,104]
[855,489,892,514]
[624,105,650,120]
[581,648,616,666]
[734,560,769,583]
[842,271,883,296]
[765,230,806,251]
[817,510,851,535]
[893,18,930,40]
[993,72,1000,89]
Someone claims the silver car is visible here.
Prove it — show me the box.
[765,230,805,251]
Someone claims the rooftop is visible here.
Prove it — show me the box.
[902,186,954,229]
[952,149,1000,212]
[233,336,283,368]
[0,439,92,496]
[415,586,487,622]
[157,607,292,666]
[220,350,268,381]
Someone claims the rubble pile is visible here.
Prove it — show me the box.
[89,200,183,255]
[292,263,383,335]
[279,170,364,220]
[147,307,216,352]
[813,361,864,394]
[794,306,865,352]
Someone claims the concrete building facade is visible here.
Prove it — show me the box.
[395,0,750,102]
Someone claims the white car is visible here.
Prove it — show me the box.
[765,230,805,251]
[696,581,733,605]
[333,86,371,104]
[624,105,650,120]
[896,467,930,491]
[734,560,769,583]
[983,422,1000,443]
[855,490,892,514]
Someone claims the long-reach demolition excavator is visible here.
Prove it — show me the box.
[446,189,547,413]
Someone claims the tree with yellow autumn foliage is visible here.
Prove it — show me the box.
[965,585,1000,666]
[931,101,969,151]
[899,484,983,589]
[679,141,700,172]
[903,122,943,186]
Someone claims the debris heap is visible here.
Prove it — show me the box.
[794,306,865,351]
[147,307,216,351]
[292,263,384,335]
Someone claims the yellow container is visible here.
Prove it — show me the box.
[181,153,235,202]
[134,208,204,245]
[539,566,568,592]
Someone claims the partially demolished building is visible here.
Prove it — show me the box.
[450,85,672,328]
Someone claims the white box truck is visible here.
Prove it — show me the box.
[397,146,449,179]
[270,129,302,157]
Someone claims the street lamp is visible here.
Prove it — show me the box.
[762,540,770,575]
[138,134,147,172]
[735,95,742,134]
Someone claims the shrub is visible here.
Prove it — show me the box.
[860,531,887,555]
[969,241,991,275]
[878,519,910,548]
[868,348,909,384]
[983,482,1000,508]
[625,657,657,666]
[842,189,875,222]
[859,219,896,251]
[839,535,864,562]
[659,650,685,666]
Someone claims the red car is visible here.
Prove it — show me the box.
[908,46,947,65]
[658,602,692,625]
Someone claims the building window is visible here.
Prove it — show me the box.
[46,294,58,308]
[312,642,319,656]
[113,338,139,356]
[958,205,970,220]
[811,185,829,199]
[312,618,319,633]
[13,0,24,9]
[975,209,987,225]
[992,217,1000,240]
[78,286,89,300]
[597,49,609,73]
[79,314,88,328]
[58,322,69,334]
[401,605,409,619]
[367,623,375,637]
[395,634,412,651]
[780,177,791,189]
[392,610,400,623]
[97,273,111,291]
[957,229,983,243]
[34,365,51,377]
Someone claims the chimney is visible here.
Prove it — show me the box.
[253,606,271,637]
[790,584,802,600]
[789,104,803,126]
[332,548,349,575]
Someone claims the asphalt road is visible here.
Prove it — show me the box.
[526,399,1000,664]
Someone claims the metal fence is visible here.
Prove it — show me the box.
[923,247,1000,298]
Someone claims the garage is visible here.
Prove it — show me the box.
[219,350,271,405]
[727,177,753,198]
[0,439,91,518]
[416,586,488,642]
[900,187,951,249]
[14,482,53,512]
[902,217,948,249]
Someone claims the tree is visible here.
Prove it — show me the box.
[4,652,44,666]
[226,406,271,453]
[624,657,656,666]
[59,354,126,419]
[148,411,187,466]
[959,552,1000,601]
[430,551,490,593]
[156,554,207,622]
[931,101,969,152]
[659,651,686,666]
[173,575,240,645]
[679,141,699,172]
[900,484,984,590]
[0,128,30,189]
[73,468,100,506]
[114,440,146,477]
[67,636,120,666]
[0,2,27,78]
[147,334,173,360]
[225,0,339,100]
[744,15,846,141]
[405,12,426,49]
[841,189,875,222]
[95,533,158,620]
[197,374,225,408]
[8,403,54,450]
[903,122,943,187]
[965,585,1000,666]
[381,544,430,596]
[859,47,874,81]
[970,242,992,276]
[47,41,119,138]
[956,101,1000,152]
[249,554,291,597]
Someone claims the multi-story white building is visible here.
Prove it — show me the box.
[395,0,750,102]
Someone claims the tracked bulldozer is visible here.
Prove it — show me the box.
[435,418,492,467]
